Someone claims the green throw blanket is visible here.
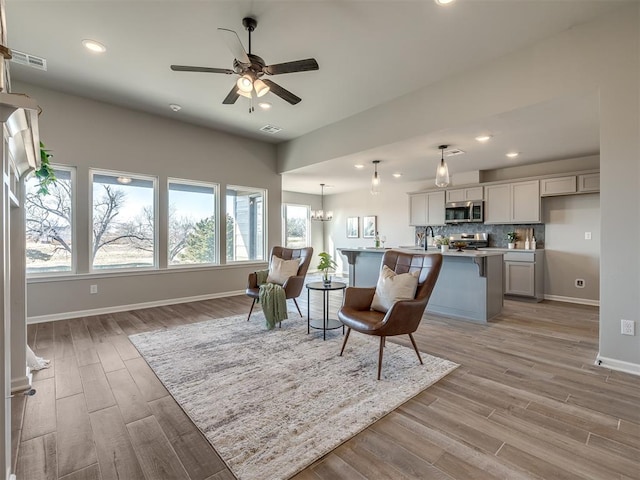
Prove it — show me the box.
[256,270,287,329]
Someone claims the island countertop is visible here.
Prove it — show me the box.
[338,247,504,258]
[337,247,504,323]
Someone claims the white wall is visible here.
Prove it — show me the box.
[278,6,640,370]
[543,194,600,303]
[17,82,280,320]
[323,179,426,274]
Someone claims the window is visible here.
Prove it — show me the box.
[91,171,156,270]
[226,186,265,262]
[25,166,75,274]
[168,179,218,265]
[283,204,310,248]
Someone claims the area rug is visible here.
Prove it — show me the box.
[129,312,458,480]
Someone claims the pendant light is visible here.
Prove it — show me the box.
[435,145,450,187]
[311,183,333,221]
[371,160,381,195]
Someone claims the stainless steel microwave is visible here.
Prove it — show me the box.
[445,201,484,224]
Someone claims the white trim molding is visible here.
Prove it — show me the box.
[27,290,245,324]
[10,369,32,394]
[595,354,640,376]
[544,294,599,307]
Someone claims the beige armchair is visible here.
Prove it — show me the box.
[246,246,314,321]
[337,250,443,379]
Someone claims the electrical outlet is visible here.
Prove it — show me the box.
[90,284,98,294]
[575,279,585,288]
[621,319,635,336]
[584,232,592,240]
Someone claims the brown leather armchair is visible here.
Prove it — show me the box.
[246,246,314,321]
[337,250,443,380]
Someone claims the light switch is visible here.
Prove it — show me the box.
[584,232,592,240]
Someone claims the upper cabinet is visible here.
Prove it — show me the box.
[485,180,540,224]
[445,186,483,203]
[409,191,445,226]
[578,173,599,193]
[540,176,576,196]
[541,173,599,196]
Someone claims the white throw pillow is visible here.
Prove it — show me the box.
[371,265,420,313]
[266,256,300,285]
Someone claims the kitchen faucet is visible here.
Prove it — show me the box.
[424,226,435,250]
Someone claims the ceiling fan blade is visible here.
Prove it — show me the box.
[222,85,240,105]
[262,79,301,105]
[217,28,250,65]
[171,65,234,74]
[263,58,319,75]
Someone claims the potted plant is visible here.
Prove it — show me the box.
[317,252,338,285]
[434,235,450,253]
[35,141,57,195]
[506,231,518,249]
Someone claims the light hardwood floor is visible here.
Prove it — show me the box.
[13,292,640,480]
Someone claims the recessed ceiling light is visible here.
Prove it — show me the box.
[82,39,106,53]
[506,152,519,158]
[169,104,182,112]
[475,135,492,143]
[354,164,364,169]
[117,177,132,184]
[434,0,455,5]
[258,102,272,110]
[392,173,402,178]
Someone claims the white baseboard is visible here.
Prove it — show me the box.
[27,290,245,324]
[10,371,32,394]
[544,294,599,307]
[595,354,640,376]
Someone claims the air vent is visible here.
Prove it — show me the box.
[10,50,47,71]
[445,148,465,157]
[260,124,282,134]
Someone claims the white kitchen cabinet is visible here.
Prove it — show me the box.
[578,173,599,193]
[485,180,540,224]
[503,250,544,301]
[445,186,483,203]
[540,176,576,196]
[409,191,445,226]
[484,184,511,223]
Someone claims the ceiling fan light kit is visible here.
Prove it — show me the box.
[435,145,450,188]
[237,75,253,93]
[170,16,319,107]
[253,78,270,97]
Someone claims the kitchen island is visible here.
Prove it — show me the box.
[338,247,504,323]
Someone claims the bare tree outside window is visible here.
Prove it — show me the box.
[91,172,156,270]
[25,167,74,274]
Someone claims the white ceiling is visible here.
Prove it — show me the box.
[7,1,619,193]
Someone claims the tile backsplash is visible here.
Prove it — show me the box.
[415,224,545,248]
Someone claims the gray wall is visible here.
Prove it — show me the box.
[543,194,600,303]
[19,82,280,320]
[278,6,640,369]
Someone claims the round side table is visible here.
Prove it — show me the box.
[306,281,346,340]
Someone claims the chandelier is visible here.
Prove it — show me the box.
[311,183,333,221]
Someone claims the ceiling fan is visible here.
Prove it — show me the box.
[170,17,319,106]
